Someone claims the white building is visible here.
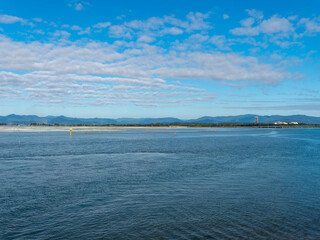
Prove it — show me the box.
[275,121,288,125]
[275,121,298,125]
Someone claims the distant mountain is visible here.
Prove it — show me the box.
[116,118,183,124]
[0,114,117,125]
[188,115,258,123]
[0,114,47,125]
[189,114,320,124]
[0,114,319,125]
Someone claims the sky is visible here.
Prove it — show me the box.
[0,0,320,118]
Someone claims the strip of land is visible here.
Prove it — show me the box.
[0,123,319,132]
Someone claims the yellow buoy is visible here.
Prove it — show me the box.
[69,128,72,137]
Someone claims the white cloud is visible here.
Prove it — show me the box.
[78,27,91,35]
[0,8,303,108]
[240,17,255,27]
[93,22,111,28]
[170,34,209,51]
[231,15,294,37]
[259,15,294,35]
[270,53,282,60]
[246,9,264,20]
[137,35,155,43]
[33,29,45,35]
[32,18,43,23]
[116,14,125,21]
[68,1,88,11]
[209,35,230,50]
[185,12,211,31]
[223,14,230,20]
[230,26,259,36]
[0,34,292,106]
[74,3,84,11]
[0,37,214,106]
[228,104,320,111]
[160,27,183,35]
[150,52,289,84]
[52,30,71,38]
[0,14,26,24]
[288,15,298,21]
[109,25,132,38]
[298,17,320,35]
[126,17,165,30]
[188,34,209,42]
[0,71,211,106]
[49,21,58,28]
[108,12,210,40]
[70,25,82,31]
[221,82,246,89]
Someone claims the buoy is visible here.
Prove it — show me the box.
[69,128,72,137]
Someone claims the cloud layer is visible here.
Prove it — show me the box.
[0,8,318,110]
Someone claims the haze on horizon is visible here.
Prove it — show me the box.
[0,0,319,118]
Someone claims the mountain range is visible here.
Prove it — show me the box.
[1,114,320,125]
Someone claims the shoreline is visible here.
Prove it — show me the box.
[0,125,319,132]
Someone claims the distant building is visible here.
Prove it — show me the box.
[255,116,258,123]
[275,121,299,125]
[275,121,289,125]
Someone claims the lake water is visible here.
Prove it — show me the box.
[1,128,320,239]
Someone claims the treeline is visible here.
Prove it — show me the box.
[25,122,320,127]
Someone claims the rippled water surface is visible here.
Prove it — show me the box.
[1,128,320,239]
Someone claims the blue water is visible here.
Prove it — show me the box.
[1,128,320,239]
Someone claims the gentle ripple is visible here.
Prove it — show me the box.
[1,128,320,239]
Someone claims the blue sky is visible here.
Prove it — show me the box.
[0,0,320,118]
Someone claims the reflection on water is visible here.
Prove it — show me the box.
[1,128,320,239]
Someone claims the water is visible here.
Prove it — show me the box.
[1,128,320,239]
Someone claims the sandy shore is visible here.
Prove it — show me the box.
[0,125,190,132]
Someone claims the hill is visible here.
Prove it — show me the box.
[0,114,319,125]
